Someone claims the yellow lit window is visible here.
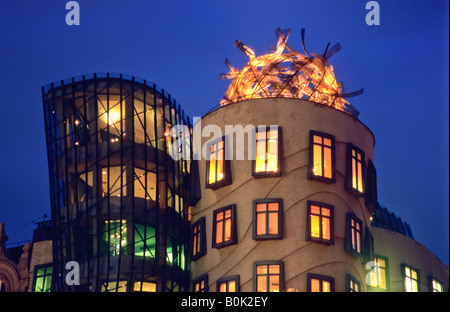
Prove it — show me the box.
[308,274,334,292]
[310,132,335,182]
[308,201,333,244]
[218,277,238,292]
[254,127,280,176]
[347,144,365,194]
[368,256,388,290]
[208,140,224,184]
[403,265,419,292]
[193,276,208,292]
[133,281,156,292]
[431,278,443,292]
[255,263,283,292]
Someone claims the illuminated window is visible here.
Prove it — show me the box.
[429,277,443,292]
[307,273,334,292]
[102,166,126,197]
[101,280,127,292]
[133,281,156,292]
[401,264,420,292]
[103,220,128,256]
[33,264,53,292]
[308,131,335,183]
[253,126,281,177]
[346,274,361,292]
[134,224,156,258]
[212,205,237,249]
[253,199,283,240]
[254,261,284,292]
[192,217,206,260]
[368,255,389,291]
[206,137,231,190]
[217,275,240,292]
[345,213,362,257]
[193,275,208,292]
[346,144,365,196]
[306,201,334,244]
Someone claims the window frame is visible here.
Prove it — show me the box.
[308,130,336,183]
[345,143,366,197]
[429,276,444,292]
[345,274,361,292]
[32,263,53,292]
[401,263,421,292]
[253,198,283,240]
[193,274,209,292]
[217,275,240,292]
[191,217,206,260]
[252,126,282,178]
[345,213,363,258]
[307,273,335,292]
[253,260,284,292]
[206,136,232,190]
[306,201,334,245]
[367,254,390,292]
[212,205,237,249]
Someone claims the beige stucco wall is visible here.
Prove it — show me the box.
[191,98,376,292]
[372,227,449,292]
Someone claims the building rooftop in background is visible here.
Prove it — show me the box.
[371,204,414,239]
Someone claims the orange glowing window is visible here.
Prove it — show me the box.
[307,201,333,244]
[206,137,231,190]
[253,127,281,177]
[217,276,239,292]
[345,213,363,256]
[309,131,335,183]
[193,275,208,292]
[253,199,283,240]
[254,262,283,292]
[308,274,334,292]
[212,205,237,248]
[346,144,365,195]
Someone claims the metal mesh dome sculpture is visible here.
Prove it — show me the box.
[220,28,363,117]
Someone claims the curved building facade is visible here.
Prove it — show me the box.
[191,97,378,292]
[42,73,192,292]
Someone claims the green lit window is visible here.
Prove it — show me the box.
[134,224,156,258]
[166,236,186,271]
[103,220,128,256]
[33,264,53,292]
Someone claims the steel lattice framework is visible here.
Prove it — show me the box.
[220,28,363,118]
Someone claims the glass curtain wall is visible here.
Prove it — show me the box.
[43,73,192,292]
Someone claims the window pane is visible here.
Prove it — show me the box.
[257,265,267,275]
[352,158,357,189]
[324,146,332,178]
[257,212,266,235]
[311,215,320,238]
[311,278,320,292]
[357,161,363,192]
[216,220,223,244]
[322,217,330,240]
[255,140,266,172]
[257,276,267,292]
[267,139,278,172]
[219,282,226,292]
[268,265,280,274]
[322,280,331,292]
[268,211,278,235]
[313,135,322,144]
[209,152,216,183]
[313,144,323,176]
[229,281,236,292]
[269,275,279,292]
[224,218,231,241]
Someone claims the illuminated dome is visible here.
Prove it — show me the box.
[220,28,363,117]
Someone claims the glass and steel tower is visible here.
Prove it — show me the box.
[42,73,192,292]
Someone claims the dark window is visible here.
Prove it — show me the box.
[217,275,240,292]
[253,199,283,240]
[308,131,335,183]
[253,126,282,178]
[192,217,206,260]
[206,137,232,190]
[306,201,334,244]
[307,273,335,292]
[253,261,284,292]
[212,205,237,249]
